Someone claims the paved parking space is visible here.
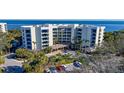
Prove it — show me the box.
[0,53,23,73]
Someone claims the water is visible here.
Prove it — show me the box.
[1,20,124,32]
[97,24,124,32]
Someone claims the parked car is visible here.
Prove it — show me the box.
[61,65,66,71]
[61,65,67,71]
[44,68,51,73]
[73,61,81,68]
[49,66,57,73]
[56,65,66,72]
[63,50,69,55]
[56,66,62,72]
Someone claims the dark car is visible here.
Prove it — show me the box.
[56,66,62,72]
[73,62,81,68]
[61,65,66,71]
[49,67,57,73]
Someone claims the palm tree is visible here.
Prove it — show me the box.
[78,39,83,51]
[5,43,12,53]
[73,36,79,50]
[53,37,59,44]
[85,40,90,52]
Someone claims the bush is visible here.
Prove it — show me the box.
[16,48,33,61]
[0,56,5,65]
[42,47,52,53]
[0,67,4,73]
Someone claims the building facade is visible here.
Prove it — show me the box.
[75,25,105,50]
[21,25,53,50]
[21,24,105,51]
[52,24,75,44]
[0,23,7,33]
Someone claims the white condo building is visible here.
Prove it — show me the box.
[75,25,105,50]
[52,24,75,44]
[21,25,53,50]
[21,24,105,51]
[0,23,7,33]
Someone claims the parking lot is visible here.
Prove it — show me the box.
[0,53,23,73]
[45,61,82,73]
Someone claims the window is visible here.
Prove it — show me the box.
[67,38,70,40]
[26,34,31,37]
[91,41,95,43]
[27,46,32,49]
[53,32,57,34]
[67,33,71,36]
[67,32,71,34]
[77,28,82,31]
[23,41,25,44]
[27,38,31,41]
[90,44,94,47]
[26,30,31,33]
[42,34,48,37]
[53,28,57,31]
[92,37,96,40]
[66,28,71,31]
[43,45,48,47]
[42,29,48,33]
[92,29,96,33]
[92,33,96,36]
[27,42,31,45]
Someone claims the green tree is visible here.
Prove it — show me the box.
[16,48,33,62]
[0,30,21,53]
[22,51,48,73]
[42,46,52,53]
[23,63,32,73]
[0,32,6,53]
[53,37,59,44]
[0,56,5,65]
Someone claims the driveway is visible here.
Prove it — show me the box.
[0,53,23,73]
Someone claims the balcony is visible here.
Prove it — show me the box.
[42,43,49,46]
[53,28,58,31]
[42,41,48,43]
[42,32,48,35]
[42,39,48,41]
[76,28,82,31]
[41,35,48,38]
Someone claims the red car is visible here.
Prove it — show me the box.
[56,66,66,72]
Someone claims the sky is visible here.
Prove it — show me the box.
[1,20,124,32]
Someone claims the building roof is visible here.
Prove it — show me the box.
[51,44,68,50]
[21,25,35,28]
[0,23,7,25]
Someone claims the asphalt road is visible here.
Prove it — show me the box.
[0,53,23,73]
